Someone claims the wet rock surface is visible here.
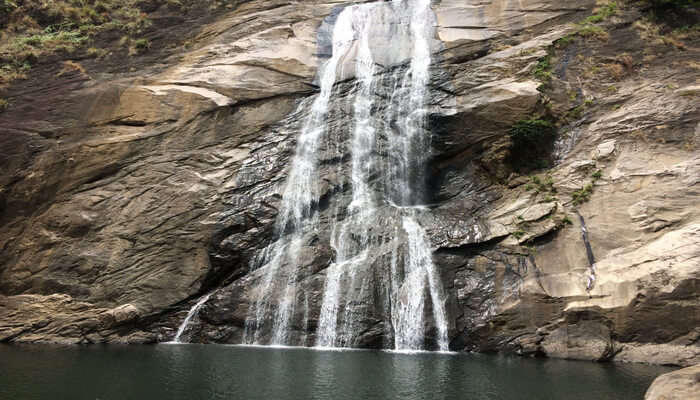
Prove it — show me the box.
[0,0,698,365]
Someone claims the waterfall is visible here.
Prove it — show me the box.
[316,3,378,349]
[171,293,213,343]
[386,0,450,352]
[242,7,356,346]
[394,217,449,351]
[243,0,450,351]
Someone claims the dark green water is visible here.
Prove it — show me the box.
[0,344,673,400]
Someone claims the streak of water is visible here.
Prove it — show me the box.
[242,8,357,345]
[171,293,213,343]
[317,4,377,348]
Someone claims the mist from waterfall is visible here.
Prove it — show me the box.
[244,0,449,351]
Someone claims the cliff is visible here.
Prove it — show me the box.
[0,0,698,366]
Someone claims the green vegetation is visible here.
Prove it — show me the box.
[12,26,88,51]
[569,170,602,206]
[525,245,537,256]
[0,0,17,16]
[133,38,150,49]
[510,119,554,143]
[0,97,8,111]
[572,183,594,205]
[130,37,150,55]
[645,0,700,9]
[672,24,700,36]
[637,0,700,36]
[0,59,30,82]
[527,174,556,194]
[581,2,618,25]
[561,215,573,225]
[553,2,618,49]
[0,0,238,85]
[512,214,531,241]
[577,24,609,40]
[565,98,595,122]
[660,24,700,49]
[554,34,576,49]
[0,1,152,32]
[507,118,557,172]
[533,54,552,81]
[0,0,157,84]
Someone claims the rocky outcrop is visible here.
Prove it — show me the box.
[0,0,698,365]
[645,364,700,400]
[0,294,155,344]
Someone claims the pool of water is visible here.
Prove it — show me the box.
[0,344,673,400]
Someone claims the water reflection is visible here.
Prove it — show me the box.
[0,344,674,400]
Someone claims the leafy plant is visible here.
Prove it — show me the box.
[133,38,150,49]
[581,2,618,25]
[510,119,554,143]
[555,34,576,48]
[646,0,700,9]
[577,24,609,40]
[529,174,556,194]
[0,0,179,84]
[0,60,31,84]
[129,38,150,55]
[572,184,594,205]
[0,0,16,16]
[566,104,587,121]
[526,245,537,256]
[507,118,557,172]
[533,54,553,81]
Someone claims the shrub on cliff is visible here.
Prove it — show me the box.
[0,0,224,86]
[647,0,699,8]
[0,0,154,85]
[509,119,554,147]
[507,118,557,172]
[637,0,700,27]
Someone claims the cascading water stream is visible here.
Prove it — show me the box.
[242,9,356,346]
[171,292,213,343]
[243,0,450,352]
[386,0,449,352]
[316,4,378,349]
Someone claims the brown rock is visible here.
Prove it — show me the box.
[645,364,700,400]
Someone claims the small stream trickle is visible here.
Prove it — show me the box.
[171,293,213,343]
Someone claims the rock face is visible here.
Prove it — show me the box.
[0,0,698,365]
[645,364,700,400]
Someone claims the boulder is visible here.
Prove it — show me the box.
[645,364,700,400]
